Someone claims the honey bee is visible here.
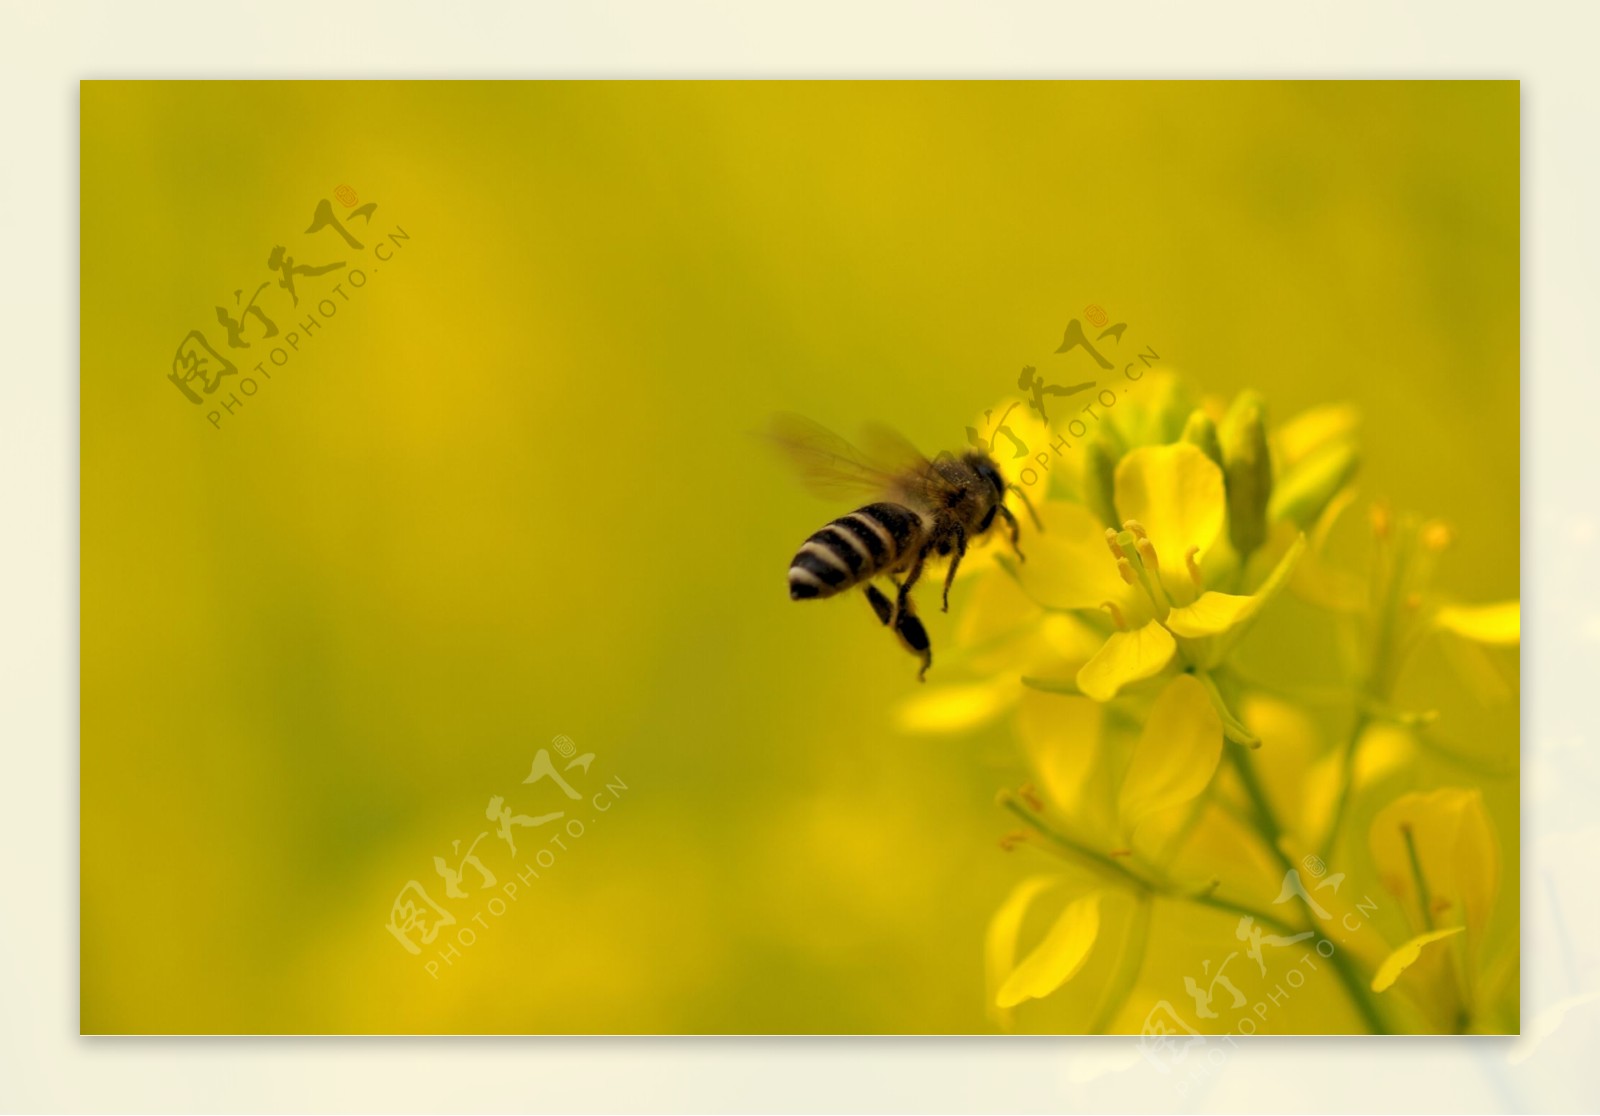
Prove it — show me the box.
[770,414,1034,681]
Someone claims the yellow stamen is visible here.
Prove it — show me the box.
[1103,527,1123,560]
[1370,502,1391,540]
[1018,783,1044,811]
[1185,546,1204,589]
[1122,519,1148,541]
[1100,600,1127,631]
[1422,520,1453,551]
[1136,537,1161,575]
[1116,557,1138,585]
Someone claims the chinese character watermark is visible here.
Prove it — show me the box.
[167,187,414,430]
[384,734,629,979]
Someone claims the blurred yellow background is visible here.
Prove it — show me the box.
[81,81,1518,1033]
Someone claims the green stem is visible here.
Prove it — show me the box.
[1319,710,1372,861]
[1322,522,1411,857]
[998,793,1296,935]
[1194,667,1261,748]
[1087,893,1152,1035]
[1225,744,1285,856]
[999,793,1154,884]
[1224,747,1390,1034]
[1400,825,1434,933]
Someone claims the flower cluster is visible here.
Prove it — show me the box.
[903,373,1519,1035]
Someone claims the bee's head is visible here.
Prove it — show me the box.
[962,451,1008,503]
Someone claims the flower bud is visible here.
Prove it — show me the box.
[1082,435,1120,530]
[1146,375,1195,445]
[1270,441,1359,529]
[1221,391,1273,560]
[1181,409,1224,471]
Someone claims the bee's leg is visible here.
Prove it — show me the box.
[867,582,928,678]
[895,545,930,619]
[1010,484,1044,532]
[941,526,968,613]
[892,596,933,681]
[864,584,894,626]
[997,504,1026,562]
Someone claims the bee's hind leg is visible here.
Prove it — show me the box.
[895,602,933,682]
[866,582,932,679]
[883,591,934,677]
[864,584,893,626]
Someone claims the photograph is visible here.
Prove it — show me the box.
[79,79,1519,1039]
[3,2,1595,1112]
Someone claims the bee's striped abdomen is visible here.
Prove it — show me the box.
[788,502,925,601]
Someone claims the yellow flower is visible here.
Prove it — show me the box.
[1018,673,1224,847]
[985,676,1234,1027]
[1366,787,1502,1031]
[1271,402,1362,532]
[1370,787,1499,940]
[1371,927,1463,993]
[970,378,1514,1036]
[892,561,1102,735]
[994,889,1104,1009]
[1307,509,1521,863]
[984,874,1069,1028]
[907,380,1314,735]
[1017,442,1306,720]
[1295,502,1520,693]
[1433,601,1520,645]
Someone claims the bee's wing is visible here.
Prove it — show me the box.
[858,422,933,479]
[766,413,927,504]
[862,421,967,509]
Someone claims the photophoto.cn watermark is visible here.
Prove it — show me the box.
[166,184,413,431]
[384,734,629,980]
[1138,854,1381,1094]
[967,303,1162,493]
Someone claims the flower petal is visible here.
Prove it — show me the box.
[1270,442,1359,530]
[995,890,1103,1009]
[952,539,1112,679]
[1291,544,1367,613]
[1018,690,1106,821]
[1165,591,1256,638]
[895,681,1015,735]
[1369,788,1499,937]
[1239,693,1330,844]
[1276,403,1360,467]
[1015,501,1133,612]
[1370,927,1465,993]
[1113,443,1226,571]
[1435,601,1520,646]
[1439,633,1515,705]
[1111,371,1194,449]
[970,398,1059,496]
[1190,535,1306,664]
[1075,622,1177,702]
[984,875,1063,1028]
[1118,674,1224,830]
[1165,536,1305,672]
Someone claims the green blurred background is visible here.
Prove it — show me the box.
[81,81,1517,1033]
